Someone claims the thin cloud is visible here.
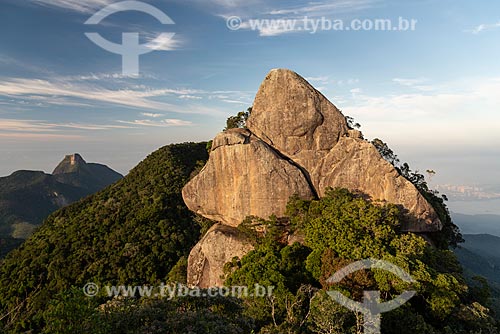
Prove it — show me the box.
[190,0,377,16]
[340,77,500,146]
[222,99,250,105]
[73,73,158,81]
[0,54,55,76]
[254,24,298,37]
[392,78,427,86]
[144,33,183,51]
[0,133,83,140]
[179,95,203,100]
[183,0,263,11]
[467,21,500,34]
[141,112,164,118]
[349,87,362,97]
[267,0,379,16]
[216,0,380,36]
[333,78,360,86]
[393,78,434,91]
[0,119,130,134]
[31,0,114,14]
[118,119,193,127]
[305,76,330,84]
[0,77,216,114]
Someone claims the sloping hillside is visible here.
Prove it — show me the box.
[0,142,208,332]
[0,154,123,254]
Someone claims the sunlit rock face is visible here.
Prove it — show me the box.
[183,69,442,287]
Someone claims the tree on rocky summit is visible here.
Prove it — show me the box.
[225,107,252,130]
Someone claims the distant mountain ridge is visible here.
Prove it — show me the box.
[454,233,500,316]
[451,212,500,237]
[455,234,500,284]
[0,154,122,256]
[52,153,123,192]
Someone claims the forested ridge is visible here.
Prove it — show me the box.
[0,142,209,332]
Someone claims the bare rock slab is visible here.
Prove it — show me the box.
[182,128,316,227]
[247,68,350,172]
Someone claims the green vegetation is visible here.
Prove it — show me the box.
[0,142,208,332]
[39,289,254,334]
[224,188,499,333]
[224,107,252,130]
[345,115,361,129]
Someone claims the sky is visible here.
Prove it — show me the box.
[1,0,499,210]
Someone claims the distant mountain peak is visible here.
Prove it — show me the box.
[68,153,85,165]
[1,153,123,246]
[52,153,87,175]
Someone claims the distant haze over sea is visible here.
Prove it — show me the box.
[448,199,500,215]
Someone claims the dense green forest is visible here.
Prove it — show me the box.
[2,188,497,333]
[0,142,209,332]
[224,188,498,333]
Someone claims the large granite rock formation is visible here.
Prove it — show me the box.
[183,69,442,287]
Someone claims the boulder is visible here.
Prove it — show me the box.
[183,68,443,252]
[247,68,350,172]
[187,224,254,288]
[312,136,442,232]
[182,128,316,227]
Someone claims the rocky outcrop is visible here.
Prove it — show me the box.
[247,69,350,172]
[312,136,442,232]
[187,224,254,288]
[184,69,443,287]
[182,128,316,227]
[52,153,87,175]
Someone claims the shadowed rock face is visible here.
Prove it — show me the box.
[183,69,442,287]
[187,224,254,288]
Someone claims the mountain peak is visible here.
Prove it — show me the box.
[52,153,87,175]
[183,69,444,287]
[68,153,85,165]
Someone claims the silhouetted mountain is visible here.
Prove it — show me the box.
[0,154,122,254]
[52,154,124,193]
